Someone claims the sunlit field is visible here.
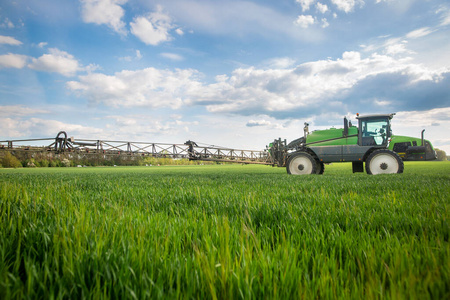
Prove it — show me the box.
[1,162,449,299]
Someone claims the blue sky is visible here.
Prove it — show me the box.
[1,0,449,153]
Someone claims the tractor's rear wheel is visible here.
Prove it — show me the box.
[365,149,404,175]
[287,152,317,175]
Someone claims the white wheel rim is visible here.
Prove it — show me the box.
[289,155,313,175]
[369,153,399,174]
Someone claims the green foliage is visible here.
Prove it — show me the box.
[38,159,49,167]
[1,152,212,168]
[49,159,60,167]
[1,152,22,168]
[25,158,37,167]
[0,162,449,298]
[436,149,447,161]
[61,158,71,167]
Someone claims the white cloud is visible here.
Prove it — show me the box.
[246,119,272,127]
[103,114,189,138]
[106,115,138,127]
[435,6,450,26]
[160,53,184,61]
[321,18,329,28]
[296,0,316,12]
[384,42,413,55]
[263,57,296,69]
[0,117,103,139]
[175,28,184,35]
[28,48,82,76]
[135,50,142,60]
[1,18,15,28]
[0,35,22,45]
[0,53,28,69]
[0,48,91,75]
[373,99,391,106]
[395,108,450,129]
[84,63,100,73]
[130,5,174,46]
[0,105,49,117]
[406,27,434,39]
[37,42,48,48]
[119,56,132,62]
[362,35,411,55]
[294,15,315,28]
[80,0,127,34]
[331,0,364,13]
[316,3,329,14]
[119,50,142,62]
[438,7,450,26]
[67,67,202,108]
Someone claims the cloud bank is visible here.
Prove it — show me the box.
[67,50,449,119]
[67,67,202,108]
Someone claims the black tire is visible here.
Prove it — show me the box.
[315,161,325,175]
[365,149,404,175]
[286,152,317,175]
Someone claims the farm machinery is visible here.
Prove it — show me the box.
[264,113,436,175]
[0,113,436,175]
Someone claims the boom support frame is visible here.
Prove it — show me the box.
[1,131,271,165]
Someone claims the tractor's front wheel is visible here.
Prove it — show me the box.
[365,149,404,175]
[287,152,317,175]
[315,161,325,175]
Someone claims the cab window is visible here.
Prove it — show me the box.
[360,118,389,146]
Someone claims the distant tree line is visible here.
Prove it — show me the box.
[0,151,215,168]
[435,149,448,161]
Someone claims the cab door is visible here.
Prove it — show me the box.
[358,117,390,147]
[342,117,391,161]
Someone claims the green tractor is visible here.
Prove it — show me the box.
[268,113,436,175]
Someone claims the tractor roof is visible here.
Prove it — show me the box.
[356,113,395,120]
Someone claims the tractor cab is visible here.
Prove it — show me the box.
[356,113,394,147]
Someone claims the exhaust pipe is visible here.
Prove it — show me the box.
[406,129,427,156]
[421,129,425,146]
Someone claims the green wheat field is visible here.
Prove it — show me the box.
[1,161,449,299]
